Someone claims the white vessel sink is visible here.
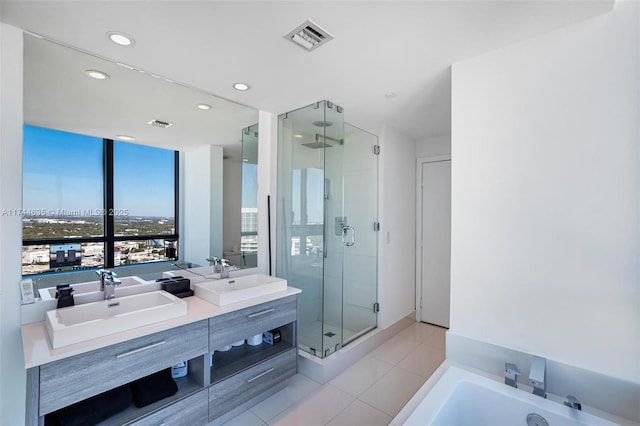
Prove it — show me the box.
[163,265,242,284]
[194,274,287,306]
[39,276,148,300]
[45,291,187,349]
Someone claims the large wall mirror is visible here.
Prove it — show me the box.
[22,33,258,294]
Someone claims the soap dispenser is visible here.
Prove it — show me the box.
[55,284,75,308]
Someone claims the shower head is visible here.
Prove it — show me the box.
[312,120,333,127]
[301,142,332,149]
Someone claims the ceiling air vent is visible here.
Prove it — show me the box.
[285,20,334,52]
[147,119,173,129]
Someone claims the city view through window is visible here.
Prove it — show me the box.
[20,125,177,275]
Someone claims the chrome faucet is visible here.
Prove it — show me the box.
[504,363,521,388]
[96,269,121,300]
[529,355,547,398]
[564,395,582,410]
[219,258,230,279]
[211,257,223,273]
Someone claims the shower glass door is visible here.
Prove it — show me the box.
[341,123,378,345]
[276,101,378,358]
[277,101,331,357]
[321,102,345,356]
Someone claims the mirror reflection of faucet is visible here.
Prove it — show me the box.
[218,258,230,279]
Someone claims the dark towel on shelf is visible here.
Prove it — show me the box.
[44,384,131,426]
[130,368,178,408]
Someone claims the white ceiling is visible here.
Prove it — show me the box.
[2,0,614,142]
[23,34,258,153]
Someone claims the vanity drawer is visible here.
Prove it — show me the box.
[208,348,297,420]
[129,389,208,426]
[209,295,296,349]
[39,320,209,415]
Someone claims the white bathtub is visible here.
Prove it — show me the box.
[399,366,621,426]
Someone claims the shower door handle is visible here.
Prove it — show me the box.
[342,225,355,247]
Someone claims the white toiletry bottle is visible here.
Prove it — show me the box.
[171,361,188,378]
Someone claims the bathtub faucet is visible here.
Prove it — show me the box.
[564,395,582,410]
[529,355,546,398]
[504,363,521,388]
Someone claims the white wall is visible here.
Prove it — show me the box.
[0,22,27,426]
[416,134,451,158]
[257,111,277,275]
[182,145,224,264]
[450,0,639,381]
[222,158,241,257]
[378,125,417,329]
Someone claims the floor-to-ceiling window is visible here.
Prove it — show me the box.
[21,124,179,276]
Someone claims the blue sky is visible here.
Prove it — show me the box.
[23,125,174,217]
[242,163,258,208]
[291,168,324,224]
[113,140,174,217]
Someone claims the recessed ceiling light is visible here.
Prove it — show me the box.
[242,159,249,162]
[116,135,135,141]
[84,70,110,80]
[107,31,135,47]
[233,83,250,91]
[197,103,212,110]
[293,134,304,139]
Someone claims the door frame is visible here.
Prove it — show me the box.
[415,155,451,323]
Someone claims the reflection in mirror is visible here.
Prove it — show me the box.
[21,33,258,297]
[241,124,259,267]
[221,123,258,269]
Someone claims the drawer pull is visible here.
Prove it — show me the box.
[116,341,166,358]
[247,308,275,318]
[247,367,275,383]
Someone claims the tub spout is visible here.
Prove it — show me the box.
[504,363,521,388]
[564,395,582,410]
[529,355,546,398]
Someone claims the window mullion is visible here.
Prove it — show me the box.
[104,139,115,268]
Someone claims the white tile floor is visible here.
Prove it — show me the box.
[222,322,446,426]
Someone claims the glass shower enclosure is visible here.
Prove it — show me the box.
[276,101,378,358]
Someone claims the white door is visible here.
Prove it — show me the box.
[420,160,451,328]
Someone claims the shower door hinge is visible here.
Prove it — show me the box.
[373,145,381,155]
[374,221,380,232]
[373,302,380,313]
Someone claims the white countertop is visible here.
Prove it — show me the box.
[22,287,301,369]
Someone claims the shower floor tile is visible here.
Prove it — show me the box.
[298,321,359,357]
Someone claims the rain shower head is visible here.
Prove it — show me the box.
[301,142,332,149]
[312,120,333,127]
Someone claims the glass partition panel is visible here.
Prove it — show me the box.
[277,102,329,357]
